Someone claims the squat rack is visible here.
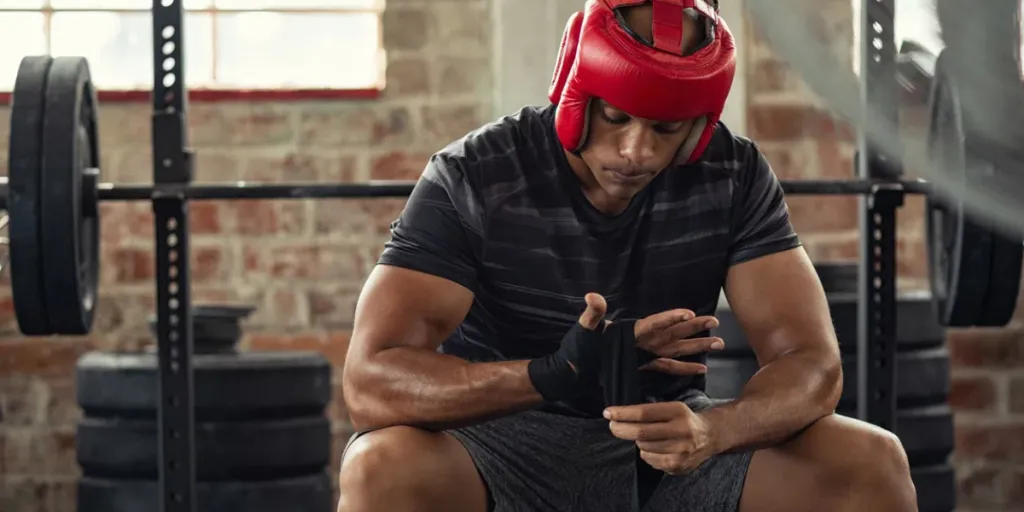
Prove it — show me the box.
[147,1,904,511]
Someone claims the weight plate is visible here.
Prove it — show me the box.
[77,416,331,481]
[926,50,994,328]
[715,291,945,357]
[76,351,332,420]
[706,348,950,407]
[77,473,334,512]
[8,55,54,336]
[39,56,101,335]
[975,231,1023,327]
[835,404,953,467]
[912,464,957,512]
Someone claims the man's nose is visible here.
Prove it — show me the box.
[619,124,656,165]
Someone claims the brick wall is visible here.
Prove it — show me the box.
[0,0,492,510]
[745,2,1024,510]
[0,0,1022,510]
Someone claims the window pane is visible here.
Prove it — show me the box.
[51,12,213,89]
[49,0,212,9]
[0,13,46,89]
[216,12,380,89]
[214,0,381,10]
[0,0,44,8]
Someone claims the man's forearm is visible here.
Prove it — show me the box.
[700,349,842,454]
[345,347,544,432]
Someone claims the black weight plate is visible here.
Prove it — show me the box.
[975,232,1023,327]
[8,55,54,336]
[76,351,332,420]
[77,416,330,480]
[912,464,957,512]
[706,348,950,407]
[714,291,945,357]
[926,51,993,328]
[40,56,100,335]
[834,405,954,467]
[77,473,334,512]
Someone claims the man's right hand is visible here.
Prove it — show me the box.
[633,307,724,376]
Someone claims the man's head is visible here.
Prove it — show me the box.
[547,0,735,208]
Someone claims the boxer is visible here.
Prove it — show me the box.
[337,1,918,511]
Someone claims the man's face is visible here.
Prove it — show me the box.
[577,99,698,202]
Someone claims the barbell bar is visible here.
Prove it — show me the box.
[0,176,936,208]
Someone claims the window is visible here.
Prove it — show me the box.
[851,0,943,75]
[0,0,385,96]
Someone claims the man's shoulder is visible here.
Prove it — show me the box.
[427,104,559,195]
[701,121,764,173]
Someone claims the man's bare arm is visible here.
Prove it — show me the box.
[700,247,843,453]
[342,265,544,432]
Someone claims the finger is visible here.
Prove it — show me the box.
[604,401,687,423]
[636,439,685,454]
[639,451,693,475]
[578,293,607,330]
[634,308,694,337]
[647,337,725,358]
[608,420,680,442]
[639,358,708,376]
[641,315,719,350]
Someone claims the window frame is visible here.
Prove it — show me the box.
[0,2,385,103]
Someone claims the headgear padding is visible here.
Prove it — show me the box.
[548,0,736,164]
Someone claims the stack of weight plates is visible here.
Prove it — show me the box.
[708,264,956,512]
[74,305,335,512]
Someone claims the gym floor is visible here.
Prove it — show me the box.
[0,1,1022,511]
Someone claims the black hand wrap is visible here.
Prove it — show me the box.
[600,320,664,512]
[527,322,607,402]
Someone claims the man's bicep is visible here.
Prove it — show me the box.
[723,248,838,365]
[727,146,801,266]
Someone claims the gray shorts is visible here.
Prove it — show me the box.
[345,392,753,512]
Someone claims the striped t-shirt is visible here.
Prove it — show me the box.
[378,104,801,417]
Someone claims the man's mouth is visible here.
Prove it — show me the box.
[606,168,650,182]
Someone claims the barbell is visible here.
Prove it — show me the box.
[1,53,1020,337]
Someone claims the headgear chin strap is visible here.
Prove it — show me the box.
[548,0,736,164]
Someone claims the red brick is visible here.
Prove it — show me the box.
[189,202,224,235]
[243,153,359,183]
[299,107,413,149]
[106,247,155,284]
[328,377,352,424]
[45,379,80,428]
[0,477,50,512]
[100,203,154,245]
[228,200,307,236]
[949,375,999,411]
[759,145,812,180]
[112,148,153,184]
[315,199,405,240]
[245,244,369,283]
[421,104,486,143]
[1008,469,1024,506]
[308,286,361,328]
[787,196,859,233]
[0,427,75,476]
[0,377,43,425]
[0,338,96,378]
[247,331,348,369]
[955,464,1008,509]
[1010,377,1024,414]
[383,57,430,99]
[750,58,791,95]
[0,295,17,336]
[263,289,307,328]
[430,2,489,52]
[748,104,817,140]
[191,244,230,282]
[98,104,150,149]
[955,423,1024,462]
[370,152,432,181]
[193,150,243,183]
[815,139,855,179]
[949,329,1024,368]
[189,103,295,147]
[47,479,77,512]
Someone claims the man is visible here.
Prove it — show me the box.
[337,1,918,511]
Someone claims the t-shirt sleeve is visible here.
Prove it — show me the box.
[377,154,484,293]
[727,143,802,266]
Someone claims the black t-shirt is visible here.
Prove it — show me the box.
[377,104,801,417]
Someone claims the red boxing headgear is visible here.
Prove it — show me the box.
[548,0,736,164]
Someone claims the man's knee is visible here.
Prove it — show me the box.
[337,426,435,507]
[818,417,915,496]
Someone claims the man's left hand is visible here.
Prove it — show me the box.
[604,401,718,475]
